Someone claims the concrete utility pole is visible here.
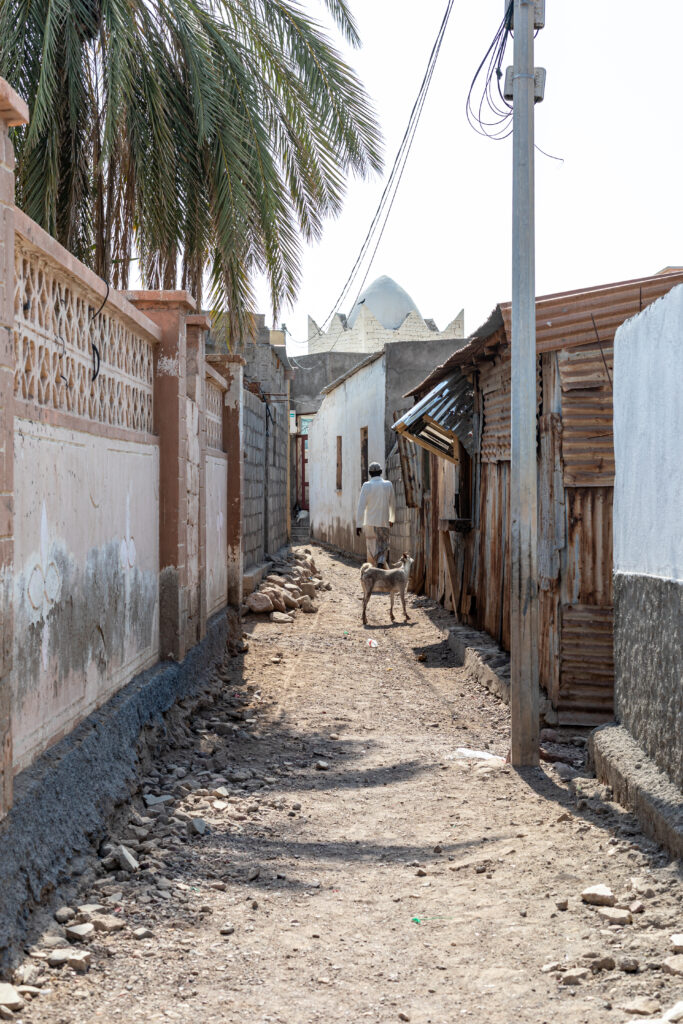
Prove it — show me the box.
[510,0,540,766]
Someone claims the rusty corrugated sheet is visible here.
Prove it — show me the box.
[408,270,683,397]
[558,344,614,488]
[564,487,613,607]
[559,604,614,714]
[481,387,511,463]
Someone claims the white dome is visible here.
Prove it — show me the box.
[346,276,421,330]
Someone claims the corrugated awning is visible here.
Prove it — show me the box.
[392,371,475,462]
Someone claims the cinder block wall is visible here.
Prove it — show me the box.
[243,390,266,569]
[267,403,289,555]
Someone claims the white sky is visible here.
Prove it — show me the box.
[254,0,683,353]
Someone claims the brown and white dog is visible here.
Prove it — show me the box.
[360,554,414,625]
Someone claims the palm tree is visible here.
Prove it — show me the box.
[0,0,382,337]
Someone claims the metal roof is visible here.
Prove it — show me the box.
[392,371,474,462]
[406,269,683,398]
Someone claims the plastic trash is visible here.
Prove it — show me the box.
[452,748,505,764]
[366,639,379,648]
[411,915,452,925]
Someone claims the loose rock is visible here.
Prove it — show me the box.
[663,955,683,977]
[598,906,632,925]
[0,984,24,1012]
[65,922,94,942]
[581,884,616,907]
[270,611,294,624]
[247,592,274,614]
[47,949,91,972]
[54,906,75,924]
[620,997,662,1016]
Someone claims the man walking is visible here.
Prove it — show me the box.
[356,462,396,568]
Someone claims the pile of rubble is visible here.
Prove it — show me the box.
[242,548,330,624]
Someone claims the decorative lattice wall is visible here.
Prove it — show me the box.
[14,237,154,433]
[205,379,223,450]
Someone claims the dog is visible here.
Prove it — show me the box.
[360,554,414,625]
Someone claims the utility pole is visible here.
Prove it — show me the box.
[509,0,541,766]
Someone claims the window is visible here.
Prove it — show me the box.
[336,436,343,491]
[360,426,368,483]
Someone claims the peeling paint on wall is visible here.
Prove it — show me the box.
[12,419,160,772]
[157,354,179,377]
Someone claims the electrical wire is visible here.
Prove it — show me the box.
[466,0,514,141]
[288,0,455,356]
[466,2,564,162]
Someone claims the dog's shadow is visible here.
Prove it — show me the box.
[362,620,417,630]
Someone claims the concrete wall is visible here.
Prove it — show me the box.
[308,355,386,558]
[12,420,159,772]
[384,340,463,453]
[613,284,683,788]
[289,351,367,416]
[205,453,228,616]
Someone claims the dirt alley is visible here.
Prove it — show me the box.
[10,545,683,1024]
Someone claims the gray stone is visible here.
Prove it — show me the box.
[54,906,75,924]
[220,924,235,936]
[66,922,94,942]
[47,949,92,972]
[620,997,661,1016]
[671,933,683,953]
[247,592,274,614]
[0,984,24,1011]
[187,817,207,836]
[143,794,173,808]
[92,914,125,933]
[300,595,318,614]
[618,956,640,973]
[270,611,294,623]
[561,968,590,985]
[581,884,616,906]
[116,845,140,872]
[663,955,683,976]
[133,927,154,940]
[598,907,633,925]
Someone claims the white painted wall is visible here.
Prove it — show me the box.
[613,284,683,581]
[206,453,228,616]
[13,419,160,771]
[308,356,386,555]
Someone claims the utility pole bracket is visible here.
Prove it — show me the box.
[506,0,545,30]
[504,66,546,103]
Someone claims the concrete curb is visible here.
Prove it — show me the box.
[447,625,511,704]
[0,609,230,969]
[590,723,683,859]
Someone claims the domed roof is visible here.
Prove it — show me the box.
[346,276,421,330]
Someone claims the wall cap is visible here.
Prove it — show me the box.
[15,209,162,344]
[126,290,196,313]
[186,313,212,330]
[207,353,246,367]
[0,79,28,126]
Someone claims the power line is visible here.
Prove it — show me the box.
[297,0,455,352]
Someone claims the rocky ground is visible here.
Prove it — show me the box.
[1,544,682,1024]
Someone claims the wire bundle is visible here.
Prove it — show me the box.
[466,1,514,141]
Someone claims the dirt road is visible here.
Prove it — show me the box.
[9,546,683,1024]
